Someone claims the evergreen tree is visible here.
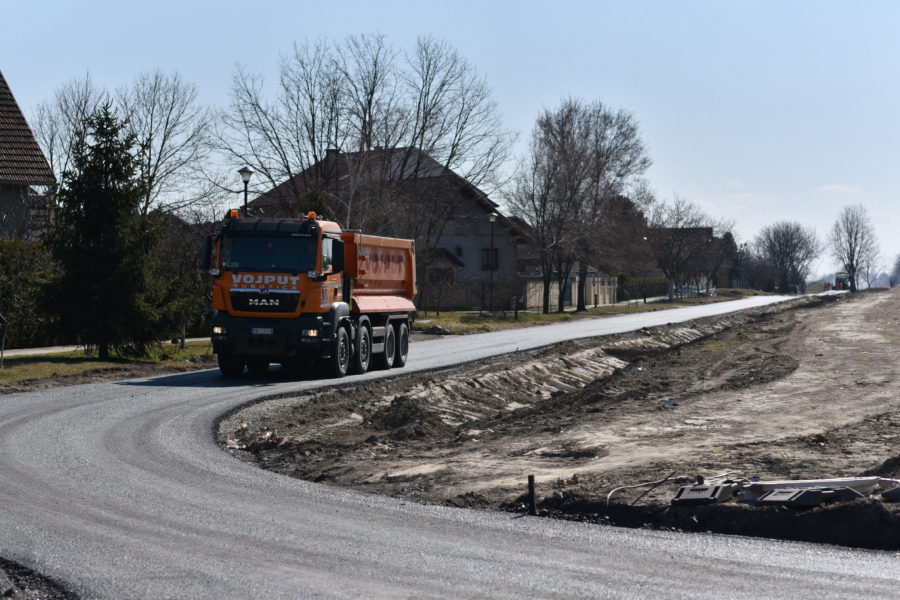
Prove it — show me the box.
[45,103,169,358]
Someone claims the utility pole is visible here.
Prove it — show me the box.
[489,212,497,313]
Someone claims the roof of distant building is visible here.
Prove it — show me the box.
[0,70,54,185]
[248,147,497,213]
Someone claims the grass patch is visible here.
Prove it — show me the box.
[413,289,770,334]
[413,311,579,333]
[0,341,214,385]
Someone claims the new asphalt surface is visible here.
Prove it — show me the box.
[2,294,898,599]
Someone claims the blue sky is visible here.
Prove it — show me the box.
[4,0,898,275]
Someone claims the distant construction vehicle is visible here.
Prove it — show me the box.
[834,271,851,291]
[202,210,417,378]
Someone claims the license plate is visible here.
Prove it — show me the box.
[251,328,274,335]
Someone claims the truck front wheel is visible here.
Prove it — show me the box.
[218,352,245,378]
[328,327,350,378]
[394,322,409,368]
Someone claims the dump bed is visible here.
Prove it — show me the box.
[341,232,417,313]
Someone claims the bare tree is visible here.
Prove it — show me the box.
[400,36,514,195]
[214,41,348,217]
[213,35,515,230]
[754,221,821,293]
[890,253,900,288]
[858,247,884,289]
[829,203,878,293]
[506,99,591,313]
[116,70,213,215]
[686,222,736,296]
[33,70,213,215]
[649,196,713,301]
[32,72,106,181]
[572,101,653,311]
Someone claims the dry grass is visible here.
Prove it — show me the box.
[412,289,772,334]
[0,341,214,385]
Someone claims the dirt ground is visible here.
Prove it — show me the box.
[218,289,900,550]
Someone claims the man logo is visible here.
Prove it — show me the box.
[248,298,280,307]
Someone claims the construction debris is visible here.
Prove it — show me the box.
[673,476,900,507]
[556,474,583,486]
[756,487,864,507]
[671,481,741,506]
[244,431,286,452]
[881,487,900,502]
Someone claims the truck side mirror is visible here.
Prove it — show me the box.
[201,235,213,270]
[332,240,344,274]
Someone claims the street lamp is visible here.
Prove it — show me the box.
[238,166,255,217]
[488,212,498,313]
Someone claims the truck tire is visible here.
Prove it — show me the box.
[352,325,371,375]
[394,322,409,368]
[218,353,245,378]
[328,327,350,378]
[246,359,270,376]
[374,325,395,370]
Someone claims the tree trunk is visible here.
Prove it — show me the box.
[99,342,109,360]
[0,323,8,369]
[542,272,551,314]
[668,277,675,301]
[576,263,588,312]
[556,276,565,313]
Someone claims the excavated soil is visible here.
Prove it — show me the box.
[218,289,900,550]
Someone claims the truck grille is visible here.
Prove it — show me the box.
[230,290,301,313]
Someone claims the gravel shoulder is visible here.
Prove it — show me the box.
[218,289,900,550]
[0,556,79,599]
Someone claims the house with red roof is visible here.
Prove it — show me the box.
[0,70,54,240]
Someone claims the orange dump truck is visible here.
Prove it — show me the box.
[201,211,416,378]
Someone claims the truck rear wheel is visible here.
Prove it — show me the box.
[394,322,409,368]
[218,352,245,378]
[374,325,395,370]
[328,327,350,378]
[352,325,371,374]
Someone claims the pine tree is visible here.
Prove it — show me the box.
[45,103,169,358]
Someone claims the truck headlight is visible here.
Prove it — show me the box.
[302,329,319,337]
[213,326,226,334]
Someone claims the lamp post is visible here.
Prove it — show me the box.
[488,212,498,313]
[238,166,255,217]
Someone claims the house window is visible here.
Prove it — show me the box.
[455,247,463,257]
[481,248,498,271]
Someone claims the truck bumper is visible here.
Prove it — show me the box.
[211,312,326,360]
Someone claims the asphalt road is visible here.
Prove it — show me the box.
[3,294,898,599]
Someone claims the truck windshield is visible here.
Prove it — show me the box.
[222,236,318,272]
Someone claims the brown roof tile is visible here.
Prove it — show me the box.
[0,69,54,184]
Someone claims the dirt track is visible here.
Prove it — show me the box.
[219,289,900,549]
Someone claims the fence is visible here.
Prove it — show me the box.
[616,277,668,303]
